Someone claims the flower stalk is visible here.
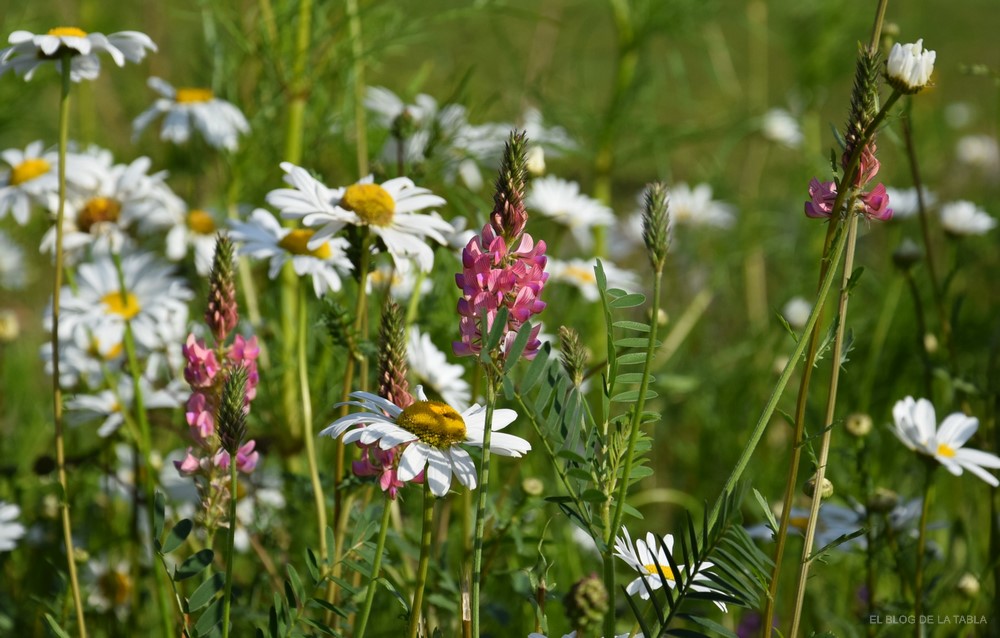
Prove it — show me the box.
[299,284,329,566]
[354,494,393,638]
[470,373,498,636]
[914,462,936,635]
[409,479,435,638]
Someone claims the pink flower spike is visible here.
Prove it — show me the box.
[861,183,893,221]
[174,449,201,476]
[182,334,220,387]
[214,440,260,474]
[804,179,839,219]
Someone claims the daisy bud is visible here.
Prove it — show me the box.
[641,182,670,272]
[956,573,980,599]
[0,309,19,342]
[205,233,238,342]
[563,573,608,634]
[217,365,249,455]
[521,477,544,496]
[558,326,588,388]
[892,238,923,271]
[845,413,873,438]
[923,333,939,355]
[490,129,529,242]
[376,299,413,409]
[803,475,834,500]
[525,145,546,176]
[886,39,936,94]
[867,487,899,513]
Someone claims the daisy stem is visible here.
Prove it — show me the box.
[52,53,88,638]
[347,0,369,177]
[914,463,935,635]
[788,210,861,637]
[601,267,663,638]
[470,373,498,637]
[409,480,435,638]
[355,494,393,638]
[222,446,239,638]
[112,254,175,637]
[298,284,329,567]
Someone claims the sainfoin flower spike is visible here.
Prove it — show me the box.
[454,130,548,361]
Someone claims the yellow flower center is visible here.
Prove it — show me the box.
[278,229,332,259]
[936,443,956,458]
[88,338,124,360]
[78,197,122,233]
[563,264,596,286]
[10,158,51,185]
[187,209,216,235]
[98,568,132,607]
[100,292,141,319]
[175,88,214,104]
[643,564,676,581]
[396,400,467,448]
[48,27,88,38]
[340,183,395,227]
[789,516,808,530]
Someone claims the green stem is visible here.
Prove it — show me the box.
[914,463,935,636]
[355,494,393,638]
[409,480,435,638]
[789,212,862,636]
[222,450,239,638]
[470,373,498,637]
[346,0,368,177]
[299,284,329,562]
[52,53,88,638]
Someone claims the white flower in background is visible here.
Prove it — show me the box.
[67,375,185,437]
[547,258,640,302]
[884,186,936,220]
[761,108,803,148]
[526,176,615,250]
[1,141,58,225]
[53,252,192,351]
[435,213,477,251]
[234,484,287,553]
[367,259,432,301]
[86,557,133,618]
[892,396,1000,486]
[955,134,1000,173]
[668,182,736,229]
[166,208,222,275]
[41,320,126,388]
[614,527,730,611]
[269,163,452,272]
[886,39,936,94]
[519,106,576,153]
[0,27,155,82]
[229,208,352,297]
[939,200,996,236]
[408,327,471,410]
[781,296,812,331]
[944,102,975,129]
[747,503,865,550]
[320,386,530,497]
[0,502,26,552]
[133,77,250,151]
[365,86,439,130]
[0,231,26,289]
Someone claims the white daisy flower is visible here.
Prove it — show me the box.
[939,200,996,236]
[668,183,736,229]
[761,108,803,148]
[892,396,1000,486]
[0,141,58,225]
[526,176,615,250]
[0,27,155,82]
[0,231,26,289]
[166,208,223,275]
[955,135,999,173]
[886,39,936,94]
[319,386,530,497]
[267,163,452,272]
[133,77,250,151]
[547,258,640,302]
[0,501,26,552]
[884,186,936,220]
[367,258,432,301]
[229,208,352,297]
[781,296,812,331]
[408,327,471,410]
[747,503,865,550]
[41,320,126,388]
[66,375,185,437]
[52,251,192,352]
[86,557,133,619]
[613,527,730,611]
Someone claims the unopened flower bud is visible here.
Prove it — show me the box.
[893,238,923,271]
[217,366,249,455]
[956,572,980,598]
[205,234,238,342]
[845,413,873,438]
[558,326,588,388]
[522,477,544,496]
[564,573,608,633]
[804,475,834,500]
[526,145,546,176]
[924,333,939,355]
[867,487,899,513]
[0,310,19,342]
[886,39,936,94]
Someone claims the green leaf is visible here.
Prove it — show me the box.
[299,616,338,635]
[175,549,214,581]
[846,266,865,293]
[752,489,777,539]
[501,374,515,400]
[594,259,608,291]
[612,320,651,332]
[187,572,224,612]
[614,372,649,384]
[567,467,592,482]
[503,321,534,371]
[609,293,646,309]
[663,627,712,637]
[520,343,551,393]
[194,597,224,636]
[611,389,659,403]
[42,614,71,638]
[153,491,165,542]
[682,614,739,638]
[162,519,194,554]
[580,489,608,503]
[305,548,321,584]
[309,597,349,619]
[629,465,654,480]
[616,352,648,365]
[556,449,586,464]
[483,307,510,353]
[621,589,654,638]
[614,337,657,349]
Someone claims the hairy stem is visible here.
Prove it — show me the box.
[222,452,239,638]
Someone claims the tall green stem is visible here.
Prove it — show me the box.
[409,480,435,638]
[299,285,329,562]
[346,0,368,177]
[222,451,239,638]
[789,212,862,636]
[355,495,393,638]
[470,373,498,637]
[914,463,935,636]
[52,52,88,638]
